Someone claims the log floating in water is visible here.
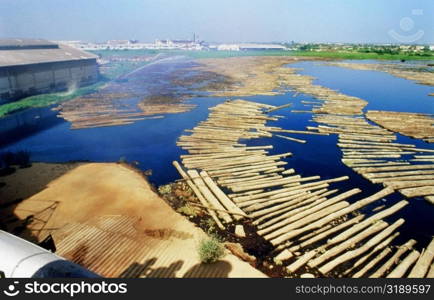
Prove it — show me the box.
[408,237,434,278]
[369,239,417,278]
[387,250,420,278]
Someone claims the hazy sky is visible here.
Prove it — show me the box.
[0,0,433,43]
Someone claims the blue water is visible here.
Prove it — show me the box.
[1,60,433,247]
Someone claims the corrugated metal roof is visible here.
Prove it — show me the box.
[0,41,98,68]
[54,215,266,278]
[0,38,57,48]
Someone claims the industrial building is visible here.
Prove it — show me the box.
[0,39,98,102]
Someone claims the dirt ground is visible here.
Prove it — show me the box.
[3,162,266,278]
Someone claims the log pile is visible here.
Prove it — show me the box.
[309,114,434,204]
[366,110,434,143]
[172,99,432,277]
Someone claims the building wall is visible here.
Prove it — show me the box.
[0,59,98,101]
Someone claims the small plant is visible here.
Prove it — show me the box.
[199,218,216,234]
[197,237,225,264]
[176,204,198,217]
[158,184,172,195]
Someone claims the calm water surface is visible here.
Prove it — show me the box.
[1,59,433,247]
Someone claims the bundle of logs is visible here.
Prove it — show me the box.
[309,114,434,205]
[173,99,434,278]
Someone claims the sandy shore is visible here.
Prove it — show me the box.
[1,162,265,278]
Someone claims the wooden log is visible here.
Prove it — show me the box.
[243,184,329,210]
[408,237,434,278]
[399,186,434,198]
[245,190,310,214]
[325,200,408,247]
[275,134,306,144]
[187,170,232,223]
[385,181,434,190]
[282,168,295,175]
[387,250,420,278]
[354,164,434,173]
[343,232,399,276]
[267,103,292,113]
[200,171,247,220]
[264,202,350,241]
[352,248,392,278]
[318,219,405,274]
[364,170,434,179]
[286,251,318,274]
[309,221,388,268]
[288,215,365,253]
[269,187,395,246]
[231,175,321,192]
[233,177,348,202]
[428,262,434,278]
[172,161,225,229]
[370,239,417,278]
[249,189,329,217]
[258,190,355,236]
[268,128,329,136]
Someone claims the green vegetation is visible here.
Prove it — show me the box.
[177,204,199,218]
[199,218,217,234]
[288,50,434,61]
[197,237,225,264]
[0,82,104,117]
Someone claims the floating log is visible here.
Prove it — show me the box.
[231,175,320,192]
[288,215,365,253]
[269,187,394,246]
[318,219,404,274]
[399,186,434,198]
[275,134,306,144]
[267,103,292,113]
[408,237,434,278]
[352,248,392,278]
[387,250,420,278]
[343,231,399,276]
[370,239,417,278]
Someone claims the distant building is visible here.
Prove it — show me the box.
[0,38,98,102]
[216,43,287,51]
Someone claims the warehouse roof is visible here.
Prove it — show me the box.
[0,38,58,50]
[0,39,98,68]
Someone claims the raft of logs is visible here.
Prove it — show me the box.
[172,99,434,278]
[308,113,434,205]
[366,110,434,143]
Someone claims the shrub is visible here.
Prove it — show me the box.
[176,205,198,217]
[198,237,225,264]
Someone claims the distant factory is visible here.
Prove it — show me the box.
[213,43,288,51]
[0,39,98,102]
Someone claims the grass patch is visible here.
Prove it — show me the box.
[198,236,225,264]
[177,204,199,218]
[0,82,104,118]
